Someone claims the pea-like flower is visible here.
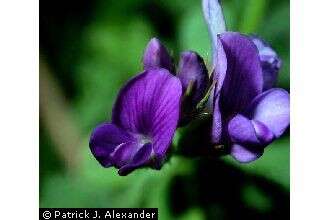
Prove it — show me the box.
[203,0,290,162]
[89,38,209,175]
[89,0,290,176]
[89,68,182,175]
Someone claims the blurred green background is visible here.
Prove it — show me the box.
[40,0,290,219]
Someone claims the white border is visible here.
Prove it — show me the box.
[291,0,330,219]
[0,0,39,219]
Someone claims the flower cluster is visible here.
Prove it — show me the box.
[89,0,290,175]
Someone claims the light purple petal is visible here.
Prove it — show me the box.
[177,51,209,106]
[228,114,259,145]
[143,38,173,72]
[245,88,290,138]
[118,143,153,176]
[89,123,135,167]
[250,35,282,90]
[212,35,228,96]
[220,32,263,117]
[211,93,222,143]
[227,114,274,146]
[210,36,227,143]
[202,0,227,65]
[231,144,263,163]
[251,120,275,144]
[112,69,182,159]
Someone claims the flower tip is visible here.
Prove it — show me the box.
[143,38,173,71]
[180,50,198,60]
[147,37,162,49]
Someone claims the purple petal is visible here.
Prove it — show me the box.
[250,35,282,90]
[89,123,135,167]
[112,68,182,159]
[231,144,263,163]
[211,93,222,143]
[212,35,228,96]
[220,32,263,116]
[110,142,136,168]
[118,143,153,176]
[210,36,227,143]
[228,114,259,145]
[143,38,173,72]
[202,0,227,65]
[177,51,209,106]
[227,114,274,146]
[245,88,290,138]
[251,120,275,144]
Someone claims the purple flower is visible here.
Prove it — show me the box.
[203,0,290,162]
[90,37,210,175]
[90,66,182,176]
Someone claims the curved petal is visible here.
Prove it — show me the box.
[89,123,135,167]
[202,0,227,65]
[251,120,275,144]
[118,143,153,176]
[212,35,228,96]
[231,144,263,163]
[143,38,173,72]
[210,36,227,143]
[110,142,136,168]
[112,69,182,158]
[228,114,274,146]
[177,51,209,106]
[220,32,263,116]
[211,92,222,143]
[250,35,282,90]
[228,114,259,145]
[245,88,290,137]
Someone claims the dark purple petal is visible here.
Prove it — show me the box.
[202,0,227,65]
[177,51,209,106]
[250,35,282,90]
[110,142,136,168]
[210,36,227,143]
[143,38,173,72]
[231,144,263,163]
[118,143,153,176]
[89,123,135,167]
[112,68,182,159]
[220,32,263,116]
[245,88,290,138]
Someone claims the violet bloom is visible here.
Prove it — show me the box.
[203,0,290,162]
[89,44,182,175]
[90,38,208,175]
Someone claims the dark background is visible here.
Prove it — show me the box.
[40,0,290,219]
